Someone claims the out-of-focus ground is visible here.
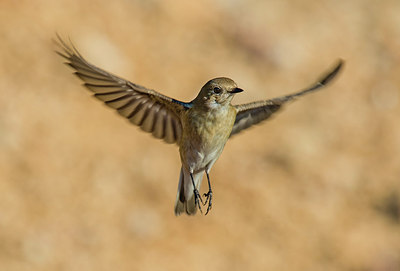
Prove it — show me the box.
[1,0,399,270]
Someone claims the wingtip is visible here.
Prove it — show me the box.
[320,58,345,85]
[334,58,345,74]
[53,33,82,59]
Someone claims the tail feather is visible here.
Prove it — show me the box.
[174,167,203,216]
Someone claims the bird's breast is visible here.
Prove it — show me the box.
[185,106,235,145]
[179,106,237,169]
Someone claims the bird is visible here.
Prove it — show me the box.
[55,35,343,216]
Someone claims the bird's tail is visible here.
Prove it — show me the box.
[174,167,204,216]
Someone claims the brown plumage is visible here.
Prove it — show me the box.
[55,35,343,215]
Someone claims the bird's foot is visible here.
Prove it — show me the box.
[203,190,212,215]
[193,188,203,214]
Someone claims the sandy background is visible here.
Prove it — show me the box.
[1,0,399,270]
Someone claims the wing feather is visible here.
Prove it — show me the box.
[55,35,189,144]
[230,60,343,137]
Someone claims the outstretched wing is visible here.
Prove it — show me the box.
[55,35,190,144]
[230,60,343,137]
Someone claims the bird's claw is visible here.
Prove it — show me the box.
[193,188,203,214]
[203,190,212,215]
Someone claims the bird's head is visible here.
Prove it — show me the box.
[193,77,244,109]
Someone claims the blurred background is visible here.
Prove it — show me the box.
[1,0,399,270]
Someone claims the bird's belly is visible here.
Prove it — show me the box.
[182,143,223,172]
[179,106,236,172]
[180,124,229,172]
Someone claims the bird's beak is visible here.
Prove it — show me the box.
[229,87,244,94]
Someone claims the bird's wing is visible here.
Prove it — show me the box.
[230,59,343,137]
[55,35,191,144]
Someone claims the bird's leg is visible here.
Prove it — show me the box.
[190,172,203,213]
[203,171,213,215]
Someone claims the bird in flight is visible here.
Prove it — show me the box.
[55,35,343,216]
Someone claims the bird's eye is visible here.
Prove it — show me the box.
[213,87,222,94]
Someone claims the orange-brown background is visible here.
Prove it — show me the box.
[1,1,399,270]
